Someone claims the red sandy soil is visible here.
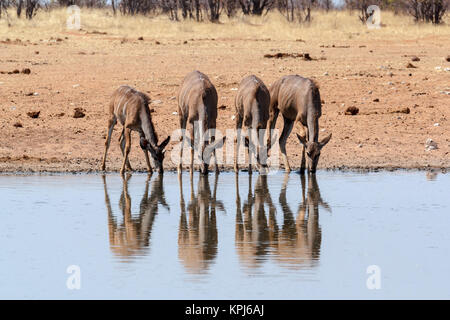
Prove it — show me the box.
[0,33,449,172]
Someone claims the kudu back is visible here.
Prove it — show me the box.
[177,71,224,175]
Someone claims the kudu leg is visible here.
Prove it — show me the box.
[101,116,117,171]
[189,123,195,177]
[299,124,307,175]
[247,128,253,175]
[210,134,219,175]
[119,129,132,171]
[234,116,243,173]
[178,117,187,175]
[143,149,152,174]
[266,108,279,152]
[279,117,294,173]
[120,128,132,175]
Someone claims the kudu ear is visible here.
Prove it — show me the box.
[159,136,171,151]
[296,133,307,147]
[319,133,332,149]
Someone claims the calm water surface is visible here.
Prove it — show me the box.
[0,171,449,299]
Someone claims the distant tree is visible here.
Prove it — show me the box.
[407,0,448,24]
[277,0,316,22]
[240,0,274,15]
[224,0,238,17]
[206,0,221,21]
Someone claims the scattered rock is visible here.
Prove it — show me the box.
[406,62,417,68]
[263,52,314,60]
[89,30,107,35]
[13,122,23,128]
[218,105,227,110]
[425,138,438,151]
[27,111,40,118]
[345,106,359,115]
[138,36,144,41]
[373,98,380,102]
[12,69,20,74]
[323,71,329,76]
[73,108,85,118]
[72,84,80,88]
[151,100,162,105]
[391,107,410,114]
[445,55,450,62]
[411,56,420,62]
[155,41,161,45]
[172,111,178,115]
[434,123,440,127]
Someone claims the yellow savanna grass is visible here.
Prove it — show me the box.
[1,8,449,41]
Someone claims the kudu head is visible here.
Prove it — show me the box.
[140,136,171,173]
[199,136,226,175]
[296,133,332,173]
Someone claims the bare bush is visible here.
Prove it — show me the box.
[240,0,274,15]
[277,0,315,22]
[407,0,448,24]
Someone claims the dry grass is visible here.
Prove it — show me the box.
[1,8,449,42]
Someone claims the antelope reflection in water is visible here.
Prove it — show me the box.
[103,174,169,260]
[235,173,330,270]
[178,174,225,274]
[235,174,278,269]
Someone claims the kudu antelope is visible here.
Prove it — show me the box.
[101,85,171,174]
[234,75,270,174]
[177,71,225,175]
[267,75,332,173]
[178,173,225,273]
[102,173,169,259]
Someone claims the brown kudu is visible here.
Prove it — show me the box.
[234,75,270,174]
[266,75,332,173]
[101,85,170,175]
[177,71,225,176]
